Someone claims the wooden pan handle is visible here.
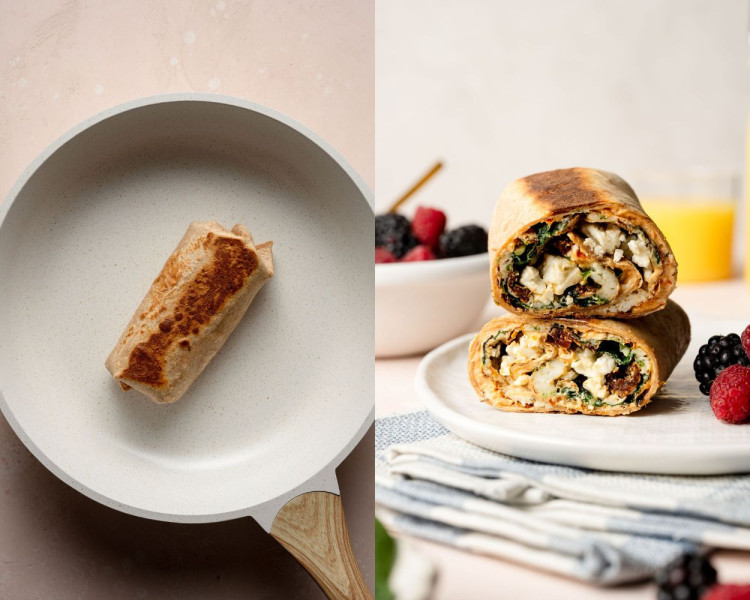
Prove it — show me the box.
[270,491,372,600]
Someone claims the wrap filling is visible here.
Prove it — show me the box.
[500,213,662,312]
[479,324,651,411]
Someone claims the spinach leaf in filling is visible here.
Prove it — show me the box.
[510,217,573,270]
[481,330,507,368]
[572,294,608,307]
[557,377,594,404]
[596,340,634,366]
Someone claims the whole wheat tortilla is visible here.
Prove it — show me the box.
[105,221,274,403]
[468,299,690,416]
[489,167,677,318]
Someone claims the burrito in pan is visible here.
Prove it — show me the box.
[490,168,677,318]
[106,221,274,403]
[468,300,689,416]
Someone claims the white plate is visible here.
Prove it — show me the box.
[416,316,750,475]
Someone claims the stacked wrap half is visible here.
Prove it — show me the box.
[106,221,274,403]
[469,168,690,416]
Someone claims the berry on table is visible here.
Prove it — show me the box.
[693,334,750,396]
[402,245,436,262]
[654,553,717,600]
[438,225,488,258]
[710,364,750,424]
[742,325,750,361]
[375,247,398,263]
[411,206,447,248]
[375,214,418,258]
[703,585,750,600]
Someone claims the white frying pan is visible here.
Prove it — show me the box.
[0,94,373,599]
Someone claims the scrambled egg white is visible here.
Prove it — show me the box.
[510,218,660,311]
[520,255,583,305]
[493,331,647,408]
[570,349,616,399]
[581,223,625,256]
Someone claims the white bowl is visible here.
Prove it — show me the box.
[375,253,490,357]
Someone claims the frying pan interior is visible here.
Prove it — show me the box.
[0,96,373,521]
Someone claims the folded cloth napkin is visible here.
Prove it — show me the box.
[375,410,750,585]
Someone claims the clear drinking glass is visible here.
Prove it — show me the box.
[632,169,737,283]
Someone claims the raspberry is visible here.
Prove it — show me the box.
[375,247,398,263]
[439,225,488,258]
[411,206,446,248]
[402,245,436,262]
[710,364,750,424]
[742,325,750,361]
[703,585,750,600]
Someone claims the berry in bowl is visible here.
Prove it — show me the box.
[375,206,490,357]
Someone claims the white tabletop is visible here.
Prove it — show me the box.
[376,278,750,598]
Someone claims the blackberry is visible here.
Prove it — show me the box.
[655,553,717,600]
[438,225,488,258]
[375,214,418,258]
[694,333,750,396]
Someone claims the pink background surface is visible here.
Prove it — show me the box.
[0,1,373,598]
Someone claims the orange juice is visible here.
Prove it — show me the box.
[746,114,750,283]
[640,198,734,283]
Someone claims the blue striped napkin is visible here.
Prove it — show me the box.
[375,410,750,585]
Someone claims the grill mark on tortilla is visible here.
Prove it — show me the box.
[121,234,258,387]
[523,168,601,210]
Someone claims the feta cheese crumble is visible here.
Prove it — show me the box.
[571,349,617,400]
[581,223,626,256]
[541,256,583,295]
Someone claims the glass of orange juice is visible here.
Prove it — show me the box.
[634,169,737,283]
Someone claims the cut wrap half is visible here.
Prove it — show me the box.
[106,221,274,403]
[468,300,689,416]
[490,167,677,318]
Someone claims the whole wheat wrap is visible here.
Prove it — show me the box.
[105,221,274,403]
[490,167,677,318]
[468,300,690,416]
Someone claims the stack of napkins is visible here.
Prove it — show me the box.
[376,411,750,585]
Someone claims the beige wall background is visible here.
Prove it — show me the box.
[376,0,750,259]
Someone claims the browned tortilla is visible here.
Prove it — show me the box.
[489,167,677,318]
[105,221,274,403]
[468,300,690,416]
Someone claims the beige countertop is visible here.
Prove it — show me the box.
[376,279,750,599]
[0,2,373,598]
